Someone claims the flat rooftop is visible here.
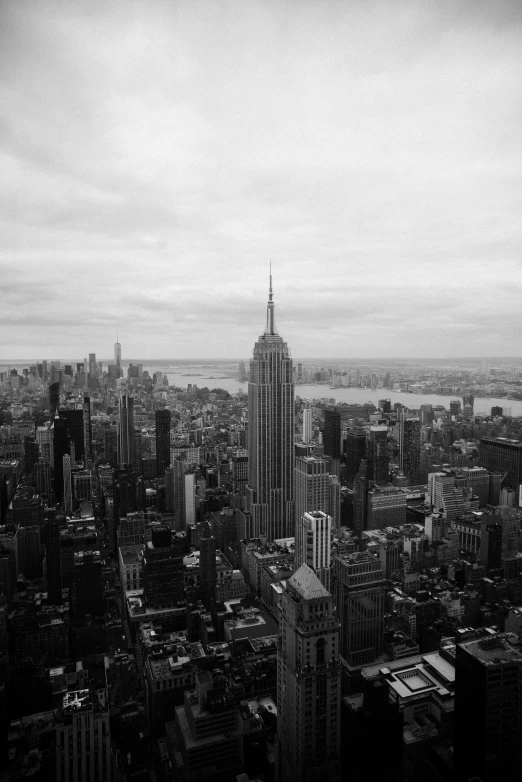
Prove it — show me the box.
[460,633,522,665]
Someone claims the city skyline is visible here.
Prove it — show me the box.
[2,1,522,358]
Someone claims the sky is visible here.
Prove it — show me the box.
[1,0,521,360]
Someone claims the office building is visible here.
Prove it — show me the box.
[142,527,184,608]
[55,685,112,782]
[155,409,171,478]
[295,511,332,591]
[60,409,84,462]
[184,472,196,527]
[118,395,134,465]
[367,485,407,529]
[367,426,389,485]
[353,460,369,537]
[333,552,386,667]
[44,520,63,605]
[323,409,341,458]
[53,418,70,501]
[479,436,522,490]
[344,428,367,484]
[83,396,92,461]
[277,564,341,782]
[63,454,73,516]
[398,416,421,484]
[245,273,294,541]
[114,337,122,374]
[49,381,60,421]
[302,406,312,444]
[454,633,522,781]
[72,551,104,619]
[88,353,97,378]
[295,455,330,552]
[199,523,217,608]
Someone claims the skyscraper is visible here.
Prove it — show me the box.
[398,415,421,484]
[245,272,294,541]
[118,395,134,465]
[295,455,330,554]
[88,353,97,378]
[155,409,171,478]
[323,409,341,459]
[114,335,122,374]
[332,551,386,667]
[83,396,92,461]
[63,454,73,516]
[454,633,522,781]
[277,564,341,782]
[302,406,312,443]
[295,510,332,591]
[366,425,389,485]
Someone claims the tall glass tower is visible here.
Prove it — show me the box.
[245,271,294,541]
[114,335,122,376]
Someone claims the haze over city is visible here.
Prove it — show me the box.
[2,0,522,358]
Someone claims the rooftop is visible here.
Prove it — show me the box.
[288,564,330,600]
[460,633,522,665]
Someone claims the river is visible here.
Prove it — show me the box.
[160,369,522,417]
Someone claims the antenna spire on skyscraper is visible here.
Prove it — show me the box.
[265,262,277,335]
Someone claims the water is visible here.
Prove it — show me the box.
[158,367,522,417]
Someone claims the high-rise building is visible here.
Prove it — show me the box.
[454,632,522,782]
[295,455,330,550]
[398,415,421,484]
[277,564,341,782]
[344,428,367,484]
[88,353,97,378]
[143,528,184,608]
[49,381,60,421]
[114,336,122,374]
[53,418,70,501]
[60,409,84,462]
[295,511,332,591]
[72,551,104,619]
[44,520,63,605]
[155,409,171,478]
[199,524,217,608]
[184,472,196,527]
[332,552,386,667]
[245,273,294,541]
[63,454,73,516]
[366,425,389,485]
[323,409,341,459]
[302,406,312,444]
[83,396,92,460]
[118,395,135,465]
[479,436,522,491]
[353,459,369,537]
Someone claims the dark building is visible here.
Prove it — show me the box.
[83,396,92,460]
[155,409,171,478]
[60,409,85,461]
[344,429,367,484]
[72,550,104,619]
[454,633,522,782]
[44,520,63,605]
[479,436,522,490]
[49,381,60,421]
[353,459,369,537]
[378,399,392,414]
[367,426,389,485]
[143,527,184,608]
[199,524,216,609]
[324,409,342,459]
[491,406,503,417]
[53,417,70,501]
[398,416,421,484]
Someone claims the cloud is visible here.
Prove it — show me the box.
[0,0,521,358]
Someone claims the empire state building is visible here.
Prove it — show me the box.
[243,273,295,542]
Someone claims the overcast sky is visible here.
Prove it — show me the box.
[1,0,521,360]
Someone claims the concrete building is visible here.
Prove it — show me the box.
[295,511,332,591]
[277,564,341,782]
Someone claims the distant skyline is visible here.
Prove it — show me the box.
[2,1,522,358]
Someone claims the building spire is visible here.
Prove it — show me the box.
[265,262,278,335]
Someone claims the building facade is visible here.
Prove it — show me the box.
[245,275,294,541]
